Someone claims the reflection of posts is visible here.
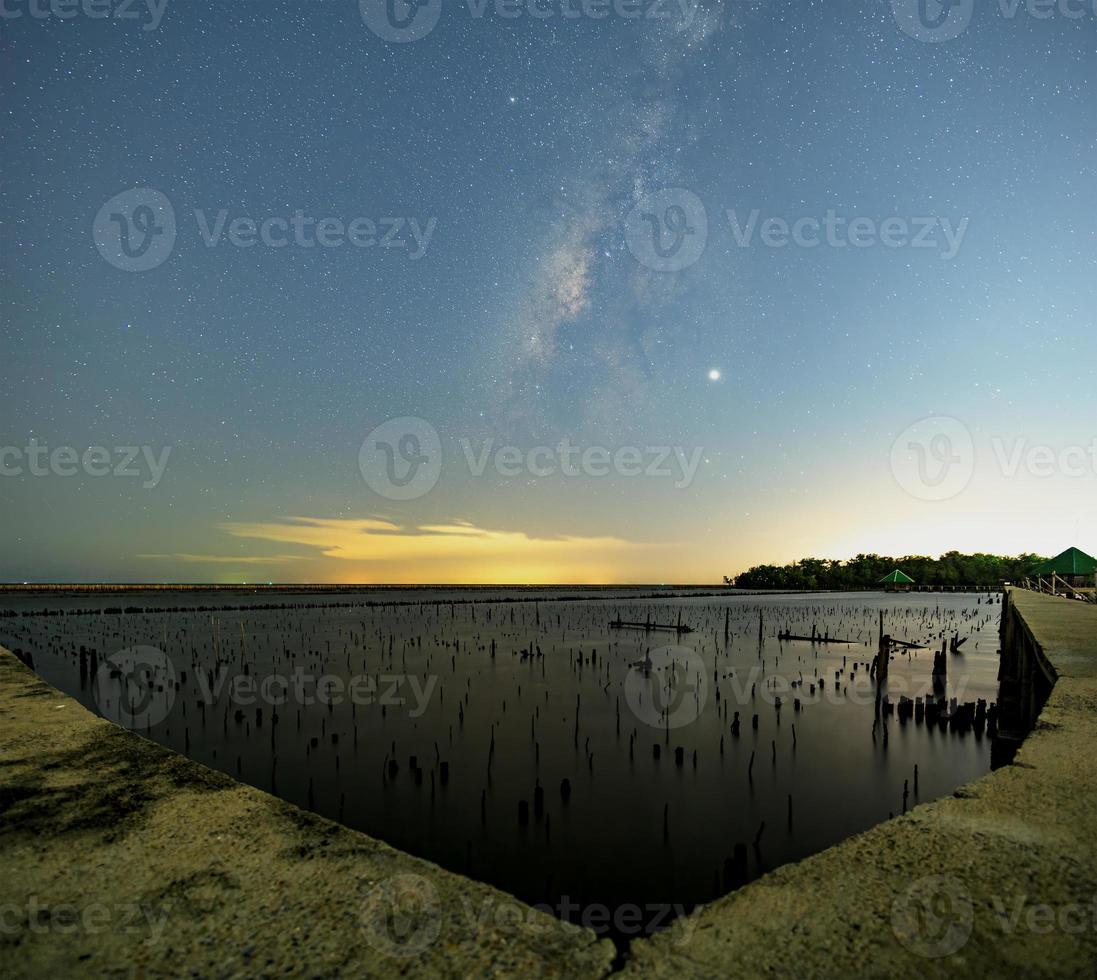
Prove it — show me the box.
[932,640,948,693]
[871,634,890,683]
[722,842,749,891]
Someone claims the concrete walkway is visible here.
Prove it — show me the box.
[2,589,1095,977]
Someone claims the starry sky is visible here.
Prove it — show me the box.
[1,0,1095,583]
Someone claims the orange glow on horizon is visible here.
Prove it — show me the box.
[140,516,683,585]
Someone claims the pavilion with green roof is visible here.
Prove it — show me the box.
[1033,547,1097,577]
[880,569,915,592]
[1031,547,1097,588]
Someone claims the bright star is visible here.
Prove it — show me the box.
[708,369,721,382]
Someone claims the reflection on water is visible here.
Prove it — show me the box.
[0,588,1004,944]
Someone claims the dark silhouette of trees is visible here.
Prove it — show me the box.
[732,552,1045,590]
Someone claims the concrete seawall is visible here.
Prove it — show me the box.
[2,589,1096,977]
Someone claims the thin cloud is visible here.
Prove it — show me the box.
[214,515,671,584]
[137,553,313,564]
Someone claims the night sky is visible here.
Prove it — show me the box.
[1,0,1094,583]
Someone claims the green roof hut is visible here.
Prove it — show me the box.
[1031,548,1097,595]
[880,569,915,592]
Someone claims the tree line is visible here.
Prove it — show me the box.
[730,552,1046,590]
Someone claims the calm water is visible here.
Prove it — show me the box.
[0,588,1004,943]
